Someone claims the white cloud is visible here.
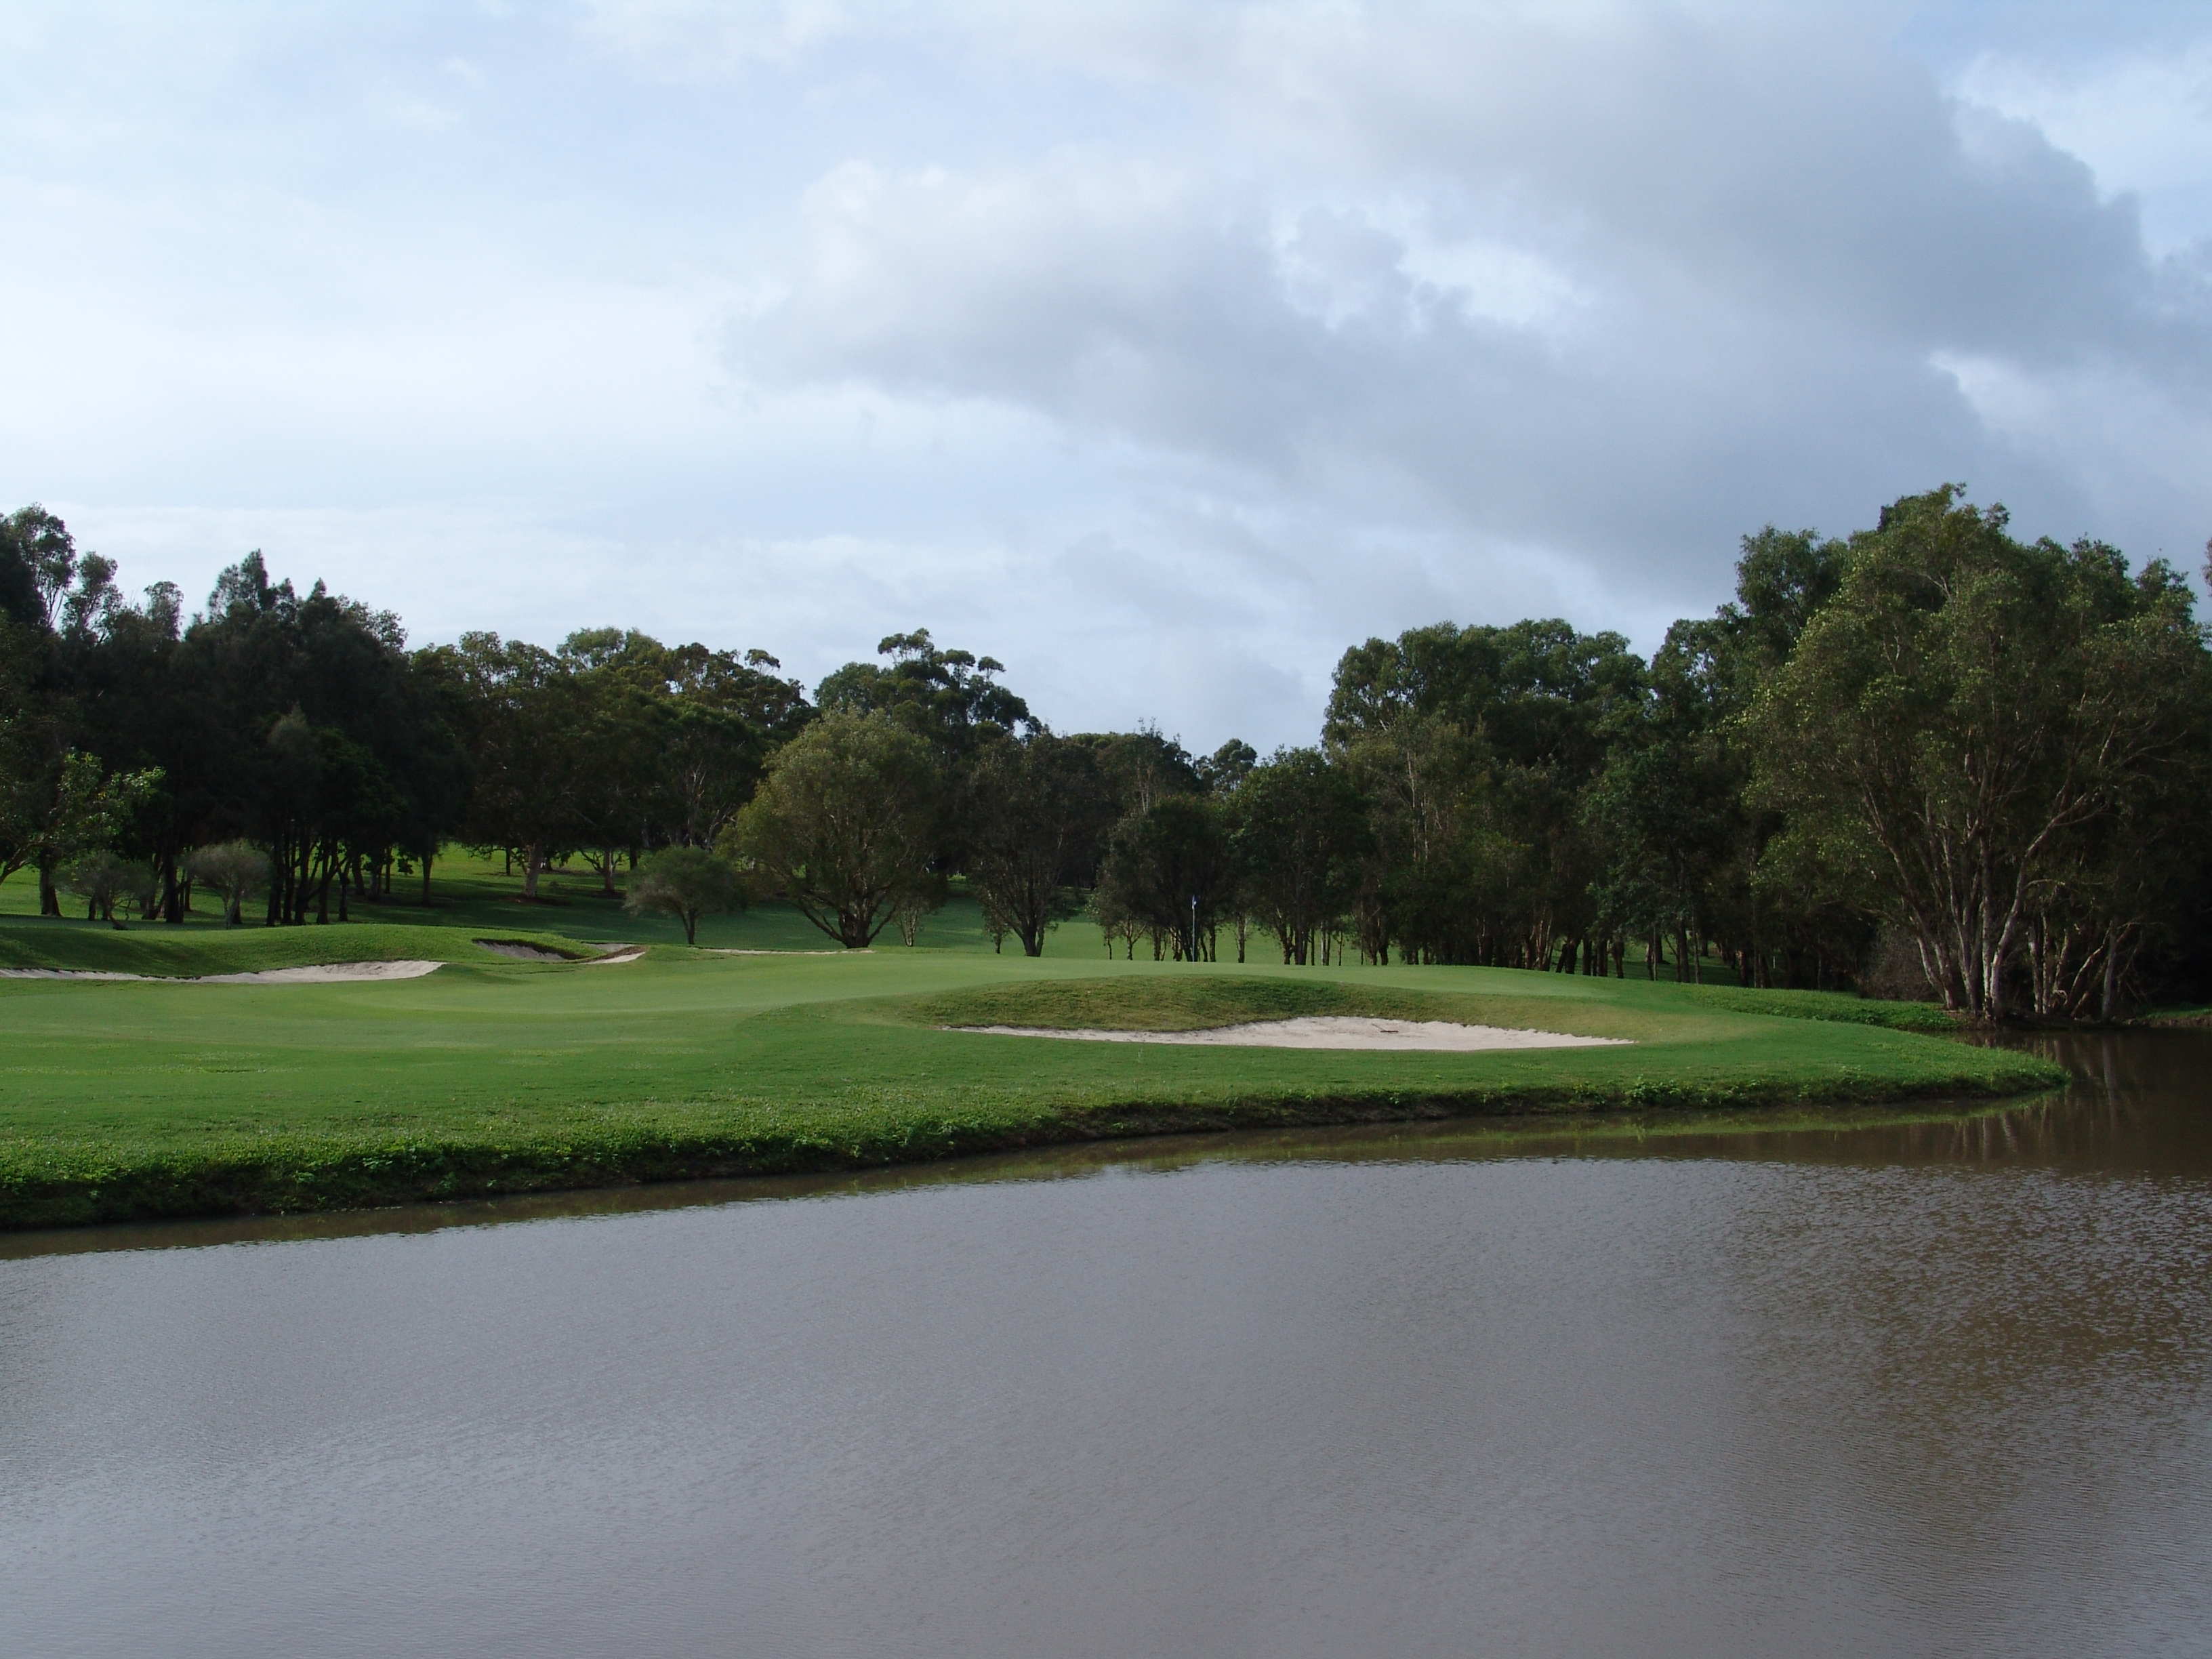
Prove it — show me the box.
[1955,39,2212,252]
[574,0,859,77]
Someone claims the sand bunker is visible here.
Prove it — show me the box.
[950,1016,1630,1052]
[708,948,867,956]
[0,960,445,985]
[475,940,643,965]
[474,939,571,962]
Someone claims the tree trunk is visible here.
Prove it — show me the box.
[37,853,59,916]
[522,844,540,901]
[421,850,434,905]
[160,847,183,924]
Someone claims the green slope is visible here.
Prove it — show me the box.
[0,943,2062,1231]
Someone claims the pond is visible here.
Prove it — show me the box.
[3,1030,2207,1657]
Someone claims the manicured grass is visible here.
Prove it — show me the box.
[0,926,2064,1231]
[916,975,1635,1037]
[0,919,607,975]
[1684,984,1957,1031]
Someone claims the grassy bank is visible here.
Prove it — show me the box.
[0,920,2062,1230]
[0,918,607,975]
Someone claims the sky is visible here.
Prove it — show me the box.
[2,1,2209,752]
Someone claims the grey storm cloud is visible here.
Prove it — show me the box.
[3,1,2209,747]
[733,4,2211,598]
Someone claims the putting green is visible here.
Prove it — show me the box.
[0,917,2062,1231]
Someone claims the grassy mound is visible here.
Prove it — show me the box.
[912,975,1463,1032]
[0,920,607,977]
[912,974,1952,1040]
[0,951,2067,1231]
[1685,984,1957,1031]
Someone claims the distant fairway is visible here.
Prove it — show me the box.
[0,848,1002,954]
[0,894,2063,1229]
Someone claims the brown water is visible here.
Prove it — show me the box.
[3,1031,2207,1658]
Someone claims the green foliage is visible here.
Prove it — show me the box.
[962,731,1106,956]
[554,628,811,878]
[1094,792,1239,962]
[1746,487,2212,1019]
[1328,619,1644,969]
[182,841,272,926]
[623,845,745,945]
[3,751,164,909]
[733,711,944,948]
[1231,748,1370,965]
[815,628,1032,767]
[58,849,143,927]
[6,484,2207,1024]
[0,504,80,632]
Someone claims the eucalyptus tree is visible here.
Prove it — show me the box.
[1195,739,1258,796]
[1231,749,1370,966]
[1096,791,1240,961]
[1336,707,1497,966]
[655,641,812,848]
[0,504,82,632]
[168,556,459,923]
[1328,618,1639,966]
[731,711,943,948]
[1746,487,2212,1019]
[561,629,676,887]
[815,629,1033,769]
[1078,724,1206,819]
[455,632,587,901]
[962,731,1109,956]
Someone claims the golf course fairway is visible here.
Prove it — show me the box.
[0,916,2064,1231]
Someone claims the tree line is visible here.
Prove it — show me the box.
[3,485,2207,1019]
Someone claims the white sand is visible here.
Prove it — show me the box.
[0,960,445,984]
[949,1016,1631,1052]
[579,946,647,965]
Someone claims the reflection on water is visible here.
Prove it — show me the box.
[2,1033,2207,1658]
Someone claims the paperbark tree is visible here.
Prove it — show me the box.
[1746,487,2212,1019]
